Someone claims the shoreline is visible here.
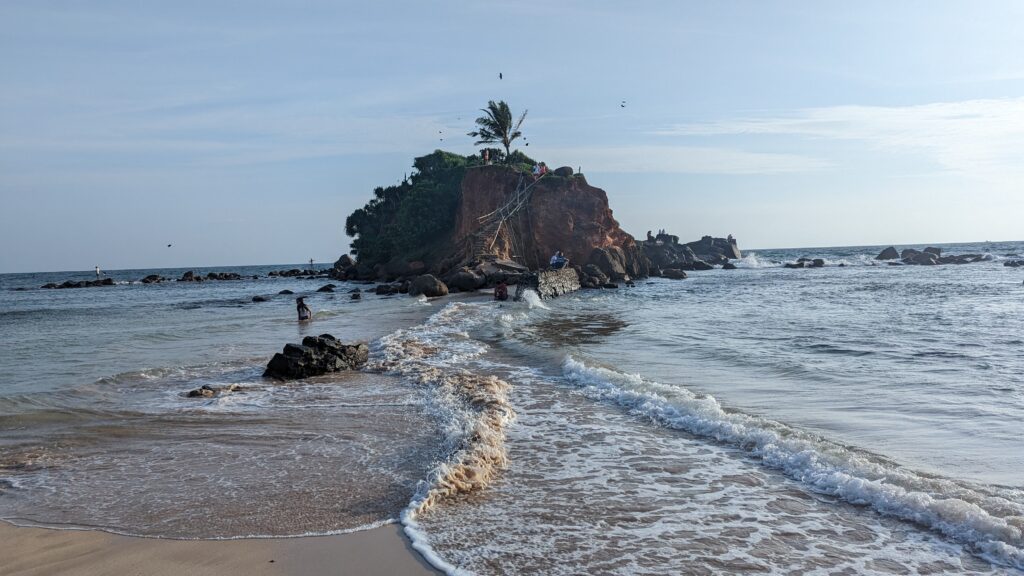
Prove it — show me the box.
[0,520,442,576]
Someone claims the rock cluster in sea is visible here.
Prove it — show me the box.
[263,334,369,379]
[640,234,740,278]
[875,246,990,266]
[41,278,116,289]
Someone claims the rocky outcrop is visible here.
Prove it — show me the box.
[409,274,449,297]
[1005,260,1024,268]
[452,166,647,281]
[270,268,328,279]
[263,334,369,380]
[641,234,739,274]
[42,278,115,289]
[786,258,826,269]
[514,268,580,300]
[683,235,741,264]
[141,274,165,284]
[876,247,900,260]
[876,246,991,266]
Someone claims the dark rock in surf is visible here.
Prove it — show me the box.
[876,246,900,260]
[252,295,268,302]
[662,268,688,280]
[924,247,942,256]
[1005,260,1024,268]
[811,259,825,268]
[278,289,294,295]
[263,334,369,380]
[317,284,335,293]
[722,262,737,270]
[350,292,361,300]
[186,383,240,398]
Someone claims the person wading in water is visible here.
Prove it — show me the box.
[296,297,313,321]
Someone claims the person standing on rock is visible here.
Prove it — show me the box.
[296,297,313,321]
[95,266,102,279]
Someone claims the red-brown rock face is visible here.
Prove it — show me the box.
[452,166,645,277]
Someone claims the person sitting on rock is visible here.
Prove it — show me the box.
[549,251,568,270]
[494,281,509,301]
[296,297,313,321]
[532,163,541,176]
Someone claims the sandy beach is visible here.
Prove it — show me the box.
[0,522,440,576]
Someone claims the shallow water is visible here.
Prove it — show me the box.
[1,243,1023,573]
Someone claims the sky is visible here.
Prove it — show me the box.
[2,1,1023,273]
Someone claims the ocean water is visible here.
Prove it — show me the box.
[1,242,1023,574]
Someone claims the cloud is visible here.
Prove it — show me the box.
[541,145,830,175]
[659,98,1024,183]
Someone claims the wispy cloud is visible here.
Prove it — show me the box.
[542,145,829,175]
[658,98,1024,183]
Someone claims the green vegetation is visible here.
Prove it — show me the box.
[344,150,468,266]
[468,100,527,160]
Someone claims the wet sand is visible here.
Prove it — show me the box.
[0,522,440,576]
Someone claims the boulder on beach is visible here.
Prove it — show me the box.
[446,269,485,292]
[408,274,448,298]
[875,246,900,260]
[263,334,369,380]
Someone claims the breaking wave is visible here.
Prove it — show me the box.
[561,355,1024,570]
[371,303,515,575]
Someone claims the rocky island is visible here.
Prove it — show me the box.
[336,148,739,297]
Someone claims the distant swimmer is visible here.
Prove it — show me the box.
[296,297,313,322]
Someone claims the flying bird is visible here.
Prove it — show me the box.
[499,72,503,80]
[620,100,626,108]
[167,244,172,247]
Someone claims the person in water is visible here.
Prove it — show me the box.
[549,251,568,270]
[296,297,312,321]
[494,281,509,301]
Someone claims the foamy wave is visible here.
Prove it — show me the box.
[734,252,781,268]
[519,289,549,310]
[371,302,518,575]
[561,356,1024,570]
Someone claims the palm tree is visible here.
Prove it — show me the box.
[467,100,527,161]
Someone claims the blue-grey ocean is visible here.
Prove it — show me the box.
[1,241,1023,575]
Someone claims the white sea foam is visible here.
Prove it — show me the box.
[371,302,517,576]
[734,252,780,268]
[519,289,549,310]
[561,355,1024,570]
